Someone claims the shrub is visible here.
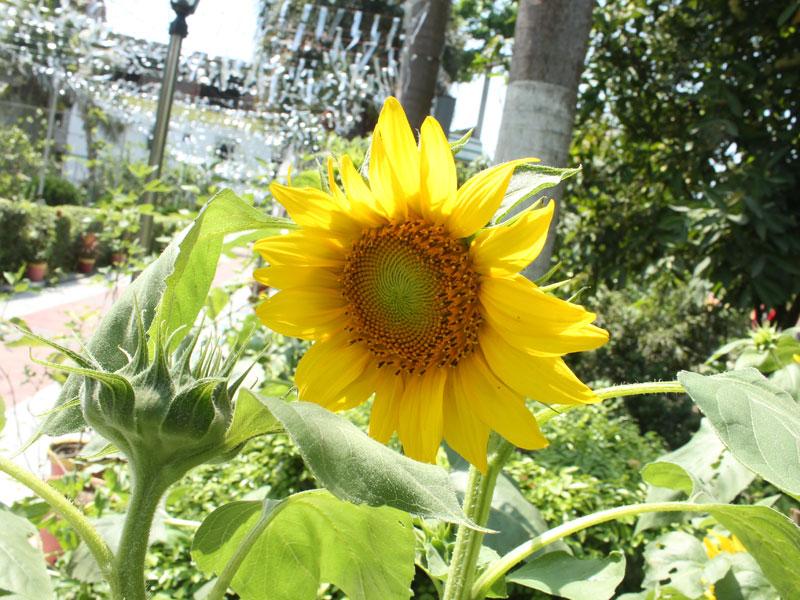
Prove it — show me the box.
[0,199,187,274]
[42,174,81,206]
[568,277,746,447]
[0,125,42,200]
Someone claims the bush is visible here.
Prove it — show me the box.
[0,199,187,275]
[42,174,81,206]
[0,125,42,200]
[568,277,746,447]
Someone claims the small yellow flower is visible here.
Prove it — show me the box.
[703,532,746,559]
[254,97,608,471]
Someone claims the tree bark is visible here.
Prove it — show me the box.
[395,0,452,132]
[495,0,594,277]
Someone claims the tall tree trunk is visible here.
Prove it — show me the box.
[495,0,594,277]
[395,0,452,132]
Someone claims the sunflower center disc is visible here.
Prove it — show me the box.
[341,220,483,375]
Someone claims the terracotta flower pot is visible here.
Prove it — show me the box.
[25,261,48,282]
[77,257,96,274]
[111,252,127,267]
[41,438,87,564]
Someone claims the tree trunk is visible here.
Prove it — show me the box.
[495,0,594,277]
[395,0,452,132]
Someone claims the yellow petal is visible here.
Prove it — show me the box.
[480,275,609,355]
[256,287,346,340]
[471,201,555,276]
[327,156,349,209]
[253,265,340,290]
[269,182,361,239]
[480,326,597,406]
[444,374,490,473]
[368,128,408,220]
[454,351,548,450]
[419,116,456,221]
[369,370,404,443]
[375,96,420,207]
[325,361,380,412]
[446,158,539,238]
[339,154,391,225]
[295,334,371,406]
[254,231,344,268]
[397,369,446,463]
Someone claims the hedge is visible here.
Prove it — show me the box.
[0,198,187,274]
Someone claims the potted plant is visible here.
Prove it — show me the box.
[100,208,140,267]
[77,231,98,273]
[22,221,53,282]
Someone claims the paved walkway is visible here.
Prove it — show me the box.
[0,255,255,503]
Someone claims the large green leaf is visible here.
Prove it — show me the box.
[43,190,291,435]
[0,508,54,599]
[708,504,800,599]
[494,164,581,223]
[636,419,754,533]
[221,389,282,452]
[679,369,800,495]
[641,531,725,598]
[449,462,568,556]
[507,551,626,600]
[257,395,480,528]
[192,490,415,600]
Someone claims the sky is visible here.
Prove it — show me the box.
[105,0,259,61]
[104,0,502,157]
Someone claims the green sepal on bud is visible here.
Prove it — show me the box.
[21,311,259,481]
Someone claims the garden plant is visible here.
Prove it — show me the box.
[1,98,798,600]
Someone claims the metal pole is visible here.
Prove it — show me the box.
[37,72,60,200]
[148,31,184,176]
[139,14,189,252]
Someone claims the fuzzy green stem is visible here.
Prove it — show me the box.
[205,498,290,600]
[114,465,171,600]
[0,455,118,595]
[534,380,686,426]
[471,501,709,599]
[442,439,515,600]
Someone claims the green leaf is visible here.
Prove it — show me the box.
[507,551,626,600]
[450,128,474,155]
[450,465,568,556]
[494,164,581,223]
[0,396,5,434]
[713,553,777,600]
[0,507,55,599]
[42,189,293,436]
[222,389,282,452]
[708,504,800,599]
[679,369,800,495]
[636,419,754,533]
[192,490,415,600]
[641,531,723,598]
[257,395,481,528]
[771,362,800,402]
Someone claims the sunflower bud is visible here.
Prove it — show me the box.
[27,312,250,478]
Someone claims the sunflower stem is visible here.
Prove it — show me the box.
[442,438,514,600]
[0,455,121,598]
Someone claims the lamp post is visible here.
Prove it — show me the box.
[139,0,200,251]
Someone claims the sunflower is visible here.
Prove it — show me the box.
[254,97,608,472]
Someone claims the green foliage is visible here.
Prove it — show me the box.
[679,369,800,496]
[258,395,480,527]
[0,506,55,599]
[42,174,81,206]
[44,190,291,435]
[507,551,626,600]
[0,124,42,201]
[568,278,746,447]
[566,0,800,321]
[636,420,755,533]
[0,199,185,274]
[192,491,416,600]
